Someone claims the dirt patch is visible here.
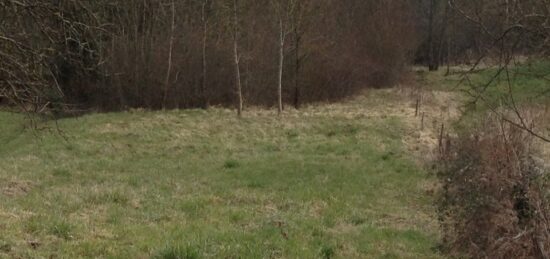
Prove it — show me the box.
[1,180,33,197]
[328,221,361,235]
[308,200,328,219]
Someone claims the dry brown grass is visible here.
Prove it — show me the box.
[1,179,34,197]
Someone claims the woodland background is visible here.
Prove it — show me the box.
[2,0,547,114]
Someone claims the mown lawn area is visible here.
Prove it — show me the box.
[0,95,441,258]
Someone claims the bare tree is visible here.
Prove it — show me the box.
[272,0,294,115]
[426,0,450,71]
[290,0,314,109]
[276,9,286,116]
[0,0,103,114]
[200,0,211,109]
[163,1,176,109]
[232,0,243,116]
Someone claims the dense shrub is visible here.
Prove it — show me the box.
[437,116,550,258]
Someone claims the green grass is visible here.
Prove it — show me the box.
[0,98,441,258]
[418,60,550,135]
[427,60,550,106]
[464,60,550,108]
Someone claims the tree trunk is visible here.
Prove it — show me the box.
[294,28,301,110]
[200,0,209,109]
[277,18,284,116]
[427,0,439,71]
[233,0,243,116]
[162,1,175,109]
[436,1,449,70]
[445,4,454,76]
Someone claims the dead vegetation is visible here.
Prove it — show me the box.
[437,115,550,259]
[1,179,33,197]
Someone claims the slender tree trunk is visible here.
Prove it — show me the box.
[445,6,453,76]
[293,28,301,110]
[233,42,243,116]
[436,1,449,69]
[427,0,438,71]
[445,30,451,76]
[244,46,250,101]
[505,0,510,26]
[233,0,243,116]
[277,18,284,116]
[162,1,175,109]
[200,0,209,109]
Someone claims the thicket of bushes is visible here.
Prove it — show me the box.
[437,116,549,258]
[0,0,417,112]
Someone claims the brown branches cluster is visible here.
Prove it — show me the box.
[438,116,550,259]
[1,0,418,115]
[445,0,550,142]
[448,0,550,56]
[0,0,105,113]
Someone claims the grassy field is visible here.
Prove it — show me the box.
[0,92,442,258]
[417,60,550,137]
[419,60,550,105]
[3,61,547,258]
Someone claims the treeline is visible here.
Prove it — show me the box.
[0,0,417,113]
[3,0,549,113]
[415,0,550,71]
